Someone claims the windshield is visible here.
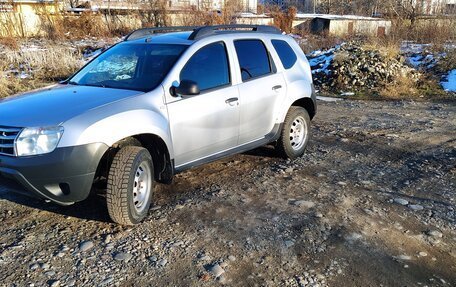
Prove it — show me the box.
[69,43,188,92]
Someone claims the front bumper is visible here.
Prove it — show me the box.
[0,143,109,205]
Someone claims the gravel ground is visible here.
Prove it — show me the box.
[0,99,455,287]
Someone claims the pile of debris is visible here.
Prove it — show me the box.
[308,43,422,93]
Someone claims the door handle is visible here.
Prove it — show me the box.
[272,85,282,91]
[225,97,239,106]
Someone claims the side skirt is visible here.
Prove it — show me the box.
[174,123,283,174]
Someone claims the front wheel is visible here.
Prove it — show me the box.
[276,106,311,159]
[107,146,154,225]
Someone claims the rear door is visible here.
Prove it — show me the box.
[167,41,240,168]
[234,39,287,144]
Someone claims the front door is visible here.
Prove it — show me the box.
[167,41,240,168]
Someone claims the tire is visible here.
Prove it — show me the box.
[107,146,154,225]
[276,106,311,159]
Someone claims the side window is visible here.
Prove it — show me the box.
[180,42,230,91]
[234,40,272,81]
[271,40,297,69]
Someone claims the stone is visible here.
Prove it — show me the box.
[293,200,315,208]
[427,230,443,238]
[228,255,236,262]
[100,277,114,286]
[393,198,409,205]
[79,241,94,252]
[285,240,295,248]
[114,252,133,262]
[408,204,424,211]
[418,252,428,257]
[157,258,167,267]
[396,255,412,261]
[207,264,225,278]
[30,263,40,270]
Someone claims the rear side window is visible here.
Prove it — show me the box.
[271,40,297,69]
[234,40,271,81]
[180,42,230,91]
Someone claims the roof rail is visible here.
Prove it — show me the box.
[189,25,282,40]
[124,25,282,41]
[124,26,200,41]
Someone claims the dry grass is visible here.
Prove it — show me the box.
[0,44,83,98]
[436,49,456,72]
[362,37,401,61]
[299,34,344,54]
[2,45,82,80]
[379,75,419,99]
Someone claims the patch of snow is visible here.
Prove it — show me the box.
[307,46,341,75]
[441,69,456,92]
[340,92,355,96]
[317,96,342,102]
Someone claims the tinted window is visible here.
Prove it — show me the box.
[180,42,230,91]
[234,40,271,81]
[272,40,297,69]
[70,44,187,92]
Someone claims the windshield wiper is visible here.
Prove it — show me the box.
[67,81,79,86]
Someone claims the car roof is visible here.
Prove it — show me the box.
[123,25,283,45]
[124,31,194,45]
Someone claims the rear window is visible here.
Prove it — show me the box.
[234,40,271,81]
[271,40,297,69]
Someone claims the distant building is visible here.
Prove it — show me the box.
[0,0,62,37]
[86,0,257,13]
[294,14,392,37]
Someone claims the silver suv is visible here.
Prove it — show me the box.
[0,25,316,225]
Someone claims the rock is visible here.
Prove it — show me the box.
[427,230,443,238]
[104,235,112,244]
[198,254,211,261]
[345,233,362,241]
[228,255,236,262]
[217,274,227,284]
[408,204,424,211]
[48,280,60,287]
[418,251,428,257]
[293,200,315,208]
[114,252,133,262]
[29,263,40,270]
[285,167,294,173]
[45,271,56,277]
[157,258,167,267]
[41,263,50,269]
[207,264,225,278]
[315,212,324,218]
[79,241,94,252]
[100,277,114,286]
[285,240,295,248]
[396,255,412,261]
[393,198,409,205]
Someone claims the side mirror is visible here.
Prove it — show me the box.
[171,80,200,97]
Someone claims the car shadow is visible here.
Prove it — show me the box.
[0,187,112,223]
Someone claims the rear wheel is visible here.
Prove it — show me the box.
[107,146,154,225]
[276,106,310,159]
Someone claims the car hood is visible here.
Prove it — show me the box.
[0,84,144,127]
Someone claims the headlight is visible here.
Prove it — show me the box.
[15,126,64,156]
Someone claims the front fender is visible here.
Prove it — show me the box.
[59,109,174,158]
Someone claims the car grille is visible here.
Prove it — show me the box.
[0,126,22,156]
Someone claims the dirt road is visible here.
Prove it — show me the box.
[1,98,455,287]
